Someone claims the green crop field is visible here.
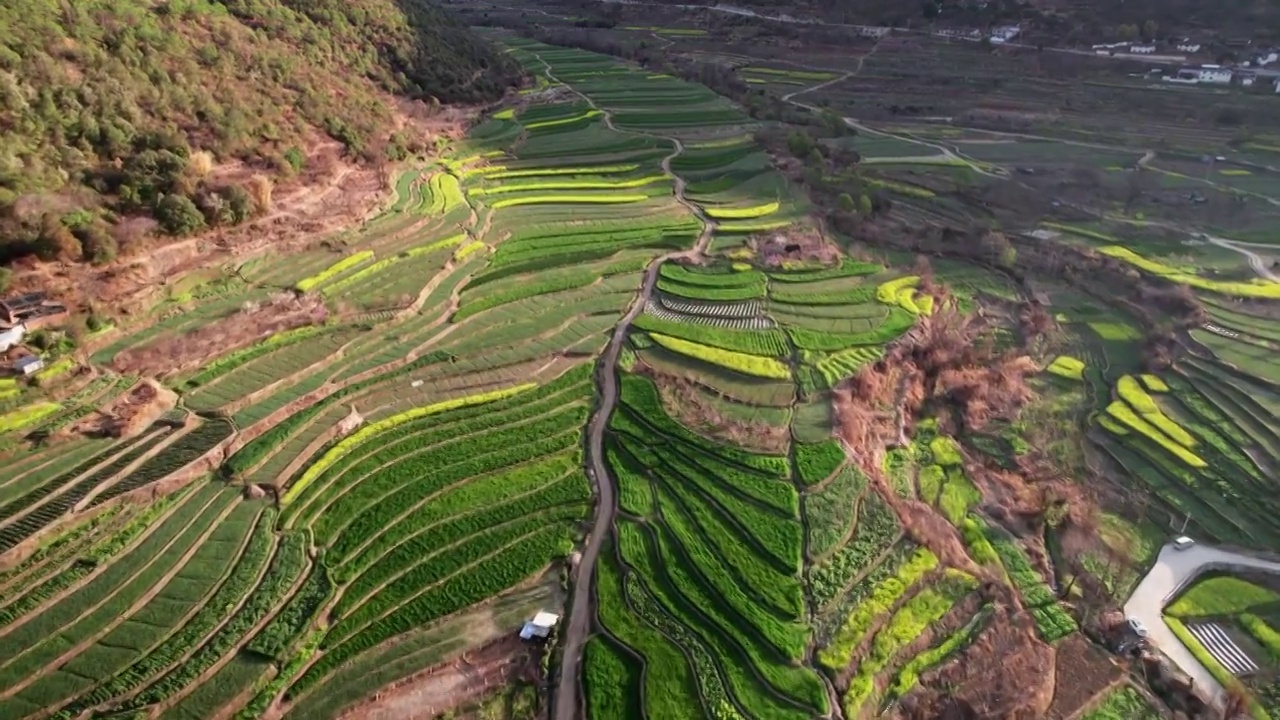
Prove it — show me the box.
[6,17,1280,720]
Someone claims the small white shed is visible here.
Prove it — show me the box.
[14,356,43,376]
[0,324,25,353]
[520,611,561,640]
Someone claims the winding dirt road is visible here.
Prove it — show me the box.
[533,52,715,720]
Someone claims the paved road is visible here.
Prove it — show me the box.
[1125,542,1280,706]
[536,53,715,720]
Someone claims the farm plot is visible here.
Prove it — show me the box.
[605,373,828,719]
[0,428,178,555]
[0,34,923,720]
[0,483,234,711]
[0,500,263,716]
[1093,364,1280,548]
[281,369,594,701]
[182,329,362,411]
[1186,622,1259,675]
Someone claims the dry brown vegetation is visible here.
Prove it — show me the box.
[72,380,178,439]
[338,637,539,720]
[834,307,1039,465]
[900,604,1055,720]
[111,294,327,378]
[648,370,789,453]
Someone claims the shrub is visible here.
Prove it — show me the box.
[283,147,305,173]
[930,436,964,466]
[154,194,206,236]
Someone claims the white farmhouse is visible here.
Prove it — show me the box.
[1130,45,1156,54]
[1177,43,1202,53]
[1198,66,1234,84]
[989,25,1021,44]
[1163,68,1201,84]
[13,356,43,376]
[1275,78,1280,93]
[520,611,561,640]
[0,323,24,353]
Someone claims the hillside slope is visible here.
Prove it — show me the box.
[0,0,519,266]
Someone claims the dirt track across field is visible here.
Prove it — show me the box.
[535,50,716,720]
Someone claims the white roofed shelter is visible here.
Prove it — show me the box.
[520,611,561,640]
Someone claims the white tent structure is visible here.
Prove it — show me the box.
[520,611,561,640]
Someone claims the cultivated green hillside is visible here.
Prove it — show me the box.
[0,0,519,263]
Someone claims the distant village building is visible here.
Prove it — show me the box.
[935,28,983,41]
[1162,65,1236,85]
[1198,66,1235,84]
[1275,78,1280,93]
[0,292,67,332]
[1163,68,1202,84]
[13,356,43,377]
[989,25,1021,44]
[1130,45,1157,54]
[1177,43,1202,53]
[520,611,561,640]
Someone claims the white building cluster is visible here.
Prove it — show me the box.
[1163,65,1234,85]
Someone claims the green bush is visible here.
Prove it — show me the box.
[155,194,206,236]
[1240,614,1280,664]
[0,0,518,255]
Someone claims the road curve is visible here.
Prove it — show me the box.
[534,52,715,720]
[1124,541,1280,707]
[1202,234,1280,283]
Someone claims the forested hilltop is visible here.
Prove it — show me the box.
[0,0,518,267]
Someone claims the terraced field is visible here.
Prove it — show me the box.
[5,12,1280,720]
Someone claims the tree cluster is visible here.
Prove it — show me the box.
[0,0,518,265]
